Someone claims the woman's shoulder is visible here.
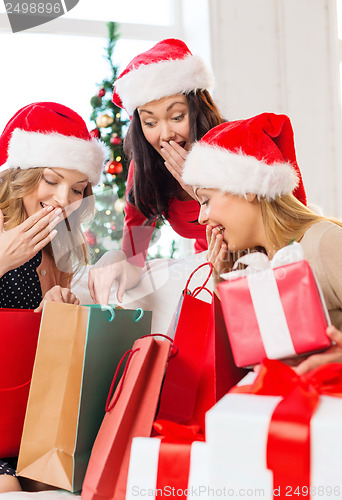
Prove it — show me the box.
[302,220,342,242]
[301,220,342,265]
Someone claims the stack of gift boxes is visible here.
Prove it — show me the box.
[124,243,342,499]
[205,363,342,498]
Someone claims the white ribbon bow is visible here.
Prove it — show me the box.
[220,242,304,281]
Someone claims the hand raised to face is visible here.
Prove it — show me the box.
[0,206,61,278]
[206,225,235,294]
[160,141,196,200]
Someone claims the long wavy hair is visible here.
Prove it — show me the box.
[260,194,342,252]
[0,167,94,277]
[124,90,225,222]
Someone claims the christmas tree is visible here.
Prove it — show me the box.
[84,21,129,263]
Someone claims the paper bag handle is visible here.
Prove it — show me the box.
[184,262,213,297]
[139,333,177,359]
[0,379,31,392]
[139,333,173,343]
[105,333,176,412]
[105,348,140,412]
[101,305,144,322]
[192,286,212,299]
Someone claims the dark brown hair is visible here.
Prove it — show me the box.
[124,90,225,222]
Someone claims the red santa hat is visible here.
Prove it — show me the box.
[0,102,107,185]
[183,112,307,205]
[112,38,214,116]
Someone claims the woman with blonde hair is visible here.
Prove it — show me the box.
[182,112,342,374]
[0,101,105,490]
[0,167,94,303]
[0,101,106,311]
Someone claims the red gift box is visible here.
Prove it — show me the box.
[218,244,331,367]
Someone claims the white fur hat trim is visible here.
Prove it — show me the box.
[115,54,214,115]
[183,143,299,199]
[0,129,107,185]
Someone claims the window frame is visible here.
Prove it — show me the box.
[0,0,182,40]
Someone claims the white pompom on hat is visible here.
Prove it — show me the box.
[0,102,108,185]
[183,112,307,205]
[112,38,214,116]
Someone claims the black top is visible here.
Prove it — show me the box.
[0,251,43,309]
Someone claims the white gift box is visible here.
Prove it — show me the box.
[205,373,342,498]
[125,437,211,499]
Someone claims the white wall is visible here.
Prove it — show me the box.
[184,0,342,217]
[1,0,341,217]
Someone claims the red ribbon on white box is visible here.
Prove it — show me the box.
[126,426,209,500]
[230,360,342,499]
[220,243,329,359]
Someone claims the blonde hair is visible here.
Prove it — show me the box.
[0,167,94,278]
[260,193,342,252]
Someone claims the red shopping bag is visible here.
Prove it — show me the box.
[156,263,213,426]
[157,264,247,430]
[193,294,248,431]
[0,308,41,456]
[81,335,172,500]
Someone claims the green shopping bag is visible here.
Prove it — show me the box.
[17,301,151,492]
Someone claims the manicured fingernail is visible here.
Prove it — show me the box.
[54,208,62,215]
[52,215,61,224]
[46,206,54,212]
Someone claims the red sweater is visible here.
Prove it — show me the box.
[121,161,207,266]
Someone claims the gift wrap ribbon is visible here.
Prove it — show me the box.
[231,359,342,498]
[153,420,204,498]
[221,242,329,359]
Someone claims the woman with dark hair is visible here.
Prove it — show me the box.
[88,38,225,305]
[124,89,223,223]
